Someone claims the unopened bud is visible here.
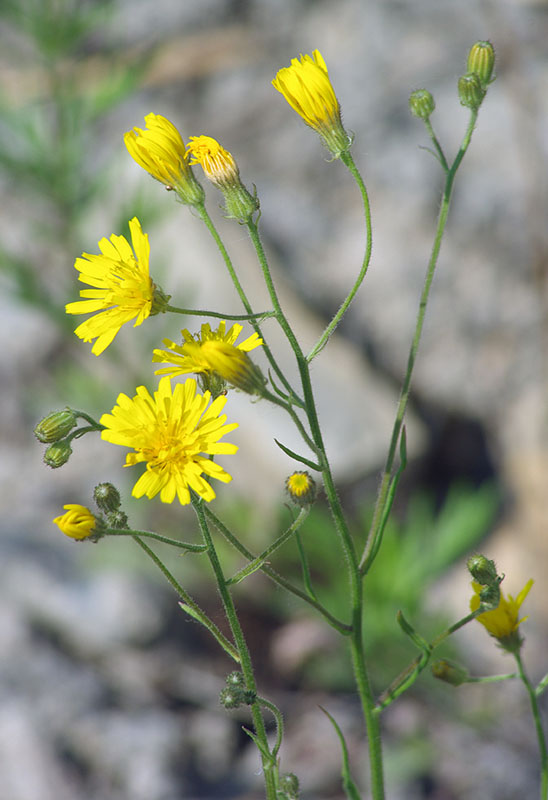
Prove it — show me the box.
[467,554,498,586]
[219,686,243,710]
[409,89,435,121]
[43,440,72,468]
[94,483,122,513]
[458,72,485,110]
[279,772,300,798]
[107,510,129,530]
[467,41,495,87]
[432,658,469,686]
[34,409,77,443]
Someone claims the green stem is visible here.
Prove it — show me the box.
[515,650,548,800]
[466,672,517,684]
[424,119,449,172]
[107,528,207,552]
[307,152,373,361]
[359,109,479,573]
[130,535,238,661]
[203,505,351,635]
[247,217,385,799]
[197,203,302,406]
[192,499,277,799]
[166,303,275,322]
[295,530,317,601]
[537,673,548,698]
[227,507,309,585]
[376,610,480,711]
[257,696,284,759]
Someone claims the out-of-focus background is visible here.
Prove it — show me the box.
[1,0,547,797]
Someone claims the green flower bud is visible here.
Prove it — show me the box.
[94,482,122,513]
[279,772,300,798]
[467,41,495,87]
[34,409,77,443]
[409,89,435,121]
[107,510,129,530]
[43,440,73,468]
[431,658,469,686]
[458,72,486,110]
[225,671,245,688]
[219,686,243,710]
[467,554,498,586]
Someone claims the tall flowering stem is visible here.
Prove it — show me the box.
[359,109,479,574]
[514,651,548,799]
[192,498,278,798]
[246,218,385,799]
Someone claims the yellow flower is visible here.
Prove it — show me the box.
[124,113,204,205]
[53,504,97,540]
[100,377,238,505]
[272,49,350,157]
[153,322,264,394]
[285,471,316,506]
[470,579,534,651]
[66,217,162,356]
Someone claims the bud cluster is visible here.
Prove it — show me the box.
[219,671,256,710]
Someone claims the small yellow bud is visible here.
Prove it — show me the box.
[467,41,495,87]
[43,440,72,468]
[34,409,77,443]
[285,471,317,506]
[53,504,99,540]
[458,72,485,110]
[186,136,259,222]
[409,89,435,121]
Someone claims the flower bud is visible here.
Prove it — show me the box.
[431,658,469,686]
[219,686,243,710]
[285,471,317,506]
[94,482,121,513]
[467,554,498,586]
[458,72,485,110]
[107,510,129,530]
[467,41,495,87]
[34,409,77,443]
[43,440,73,468]
[279,772,300,798]
[409,89,435,121]
[225,671,245,688]
[53,504,101,540]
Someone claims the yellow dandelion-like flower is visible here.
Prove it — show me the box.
[124,113,204,205]
[153,322,264,394]
[53,504,97,540]
[100,377,238,505]
[66,217,162,356]
[285,471,317,506]
[272,50,350,157]
[470,578,534,651]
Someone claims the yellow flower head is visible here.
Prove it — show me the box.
[124,113,204,205]
[65,218,161,356]
[100,377,238,505]
[285,471,317,506]
[153,322,264,394]
[470,578,534,652]
[272,50,350,157]
[54,504,97,540]
[186,136,240,187]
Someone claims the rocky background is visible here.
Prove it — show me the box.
[1,0,547,797]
